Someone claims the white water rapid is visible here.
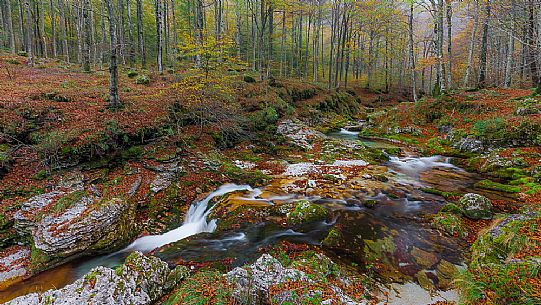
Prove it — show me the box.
[122,183,253,253]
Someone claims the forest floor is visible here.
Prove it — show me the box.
[0,53,540,304]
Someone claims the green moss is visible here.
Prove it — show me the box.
[221,162,270,186]
[30,243,52,270]
[51,190,88,214]
[470,214,537,267]
[163,270,231,305]
[440,203,463,214]
[421,188,462,199]
[287,200,329,225]
[431,212,467,238]
[363,199,377,208]
[321,228,343,247]
[135,75,150,84]
[364,235,396,262]
[474,179,521,193]
[495,167,528,180]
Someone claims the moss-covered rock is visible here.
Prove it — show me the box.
[457,193,493,220]
[474,179,521,193]
[440,203,463,214]
[431,212,468,238]
[6,252,188,305]
[287,200,329,225]
[363,235,396,262]
[470,214,533,267]
[321,227,343,247]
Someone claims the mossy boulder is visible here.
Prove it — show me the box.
[363,235,396,262]
[6,251,188,305]
[410,247,438,269]
[457,193,493,220]
[470,214,533,267]
[362,199,378,208]
[436,259,459,289]
[321,227,343,247]
[431,212,467,238]
[287,200,329,225]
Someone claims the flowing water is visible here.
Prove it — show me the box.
[0,128,513,303]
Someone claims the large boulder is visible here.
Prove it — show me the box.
[5,251,188,305]
[0,246,30,289]
[14,191,134,259]
[287,200,329,225]
[457,193,493,220]
[277,120,324,150]
[226,254,308,303]
[226,254,367,305]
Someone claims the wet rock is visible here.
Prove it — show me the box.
[307,179,317,188]
[364,235,396,262]
[128,176,142,196]
[410,247,438,269]
[322,228,343,247]
[0,247,30,289]
[431,212,467,238]
[415,270,435,291]
[284,162,318,176]
[436,260,459,290]
[362,199,377,208]
[226,254,308,303]
[386,126,421,135]
[227,254,367,305]
[287,200,329,225]
[458,193,492,220]
[5,252,188,305]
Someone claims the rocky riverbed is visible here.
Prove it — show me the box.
[0,120,533,304]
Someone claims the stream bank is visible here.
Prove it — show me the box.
[1,121,526,305]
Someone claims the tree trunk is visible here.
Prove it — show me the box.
[39,0,47,57]
[49,0,56,56]
[58,0,68,61]
[478,0,491,88]
[446,0,452,89]
[463,0,478,87]
[82,0,91,72]
[127,0,135,68]
[25,0,33,65]
[527,0,539,93]
[155,0,163,73]
[18,0,25,50]
[504,0,515,87]
[5,0,16,52]
[106,0,120,108]
[136,0,145,67]
[266,3,273,78]
[409,2,417,101]
[100,0,105,68]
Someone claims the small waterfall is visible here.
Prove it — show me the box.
[388,156,456,177]
[339,128,360,136]
[122,183,252,253]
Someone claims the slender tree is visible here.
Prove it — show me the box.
[105,0,120,107]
